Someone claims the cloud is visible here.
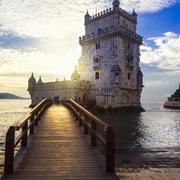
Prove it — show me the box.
[0,46,77,97]
[0,0,179,38]
[120,0,179,13]
[140,32,180,70]
[0,0,179,98]
[0,48,77,76]
[0,0,84,38]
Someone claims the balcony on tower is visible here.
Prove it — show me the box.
[93,56,101,70]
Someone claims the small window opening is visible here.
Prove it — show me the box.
[95,72,99,79]
[128,72,130,80]
[96,42,100,49]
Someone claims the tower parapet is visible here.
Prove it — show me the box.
[79,26,142,45]
[84,1,137,25]
[80,0,141,46]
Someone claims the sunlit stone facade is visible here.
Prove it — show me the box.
[27,68,90,107]
[28,0,144,110]
[78,0,143,109]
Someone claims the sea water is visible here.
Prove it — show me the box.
[94,102,180,167]
[94,102,180,149]
[0,100,179,174]
[0,99,30,174]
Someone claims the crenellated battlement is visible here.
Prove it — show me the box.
[85,7,137,25]
[86,8,113,23]
[79,25,142,44]
[34,80,90,91]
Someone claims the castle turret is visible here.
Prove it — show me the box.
[27,73,36,95]
[113,0,120,11]
[71,66,80,82]
[84,10,90,25]
[132,9,137,24]
[37,76,43,84]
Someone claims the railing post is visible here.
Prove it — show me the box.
[38,107,44,121]
[106,126,115,172]
[35,110,39,126]
[21,121,28,147]
[79,111,83,126]
[84,115,88,134]
[4,126,15,174]
[91,120,97,146]
[30,113,35,134]
[74,110,78,121]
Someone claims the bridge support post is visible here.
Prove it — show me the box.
[79,112,83,126]
[91,121,97,146]
[35,110,39,126]
[84,115,89,134]
[106,126,115,172]
[4,126,15,174]
[21,121,28,147]
[30,113,35,134]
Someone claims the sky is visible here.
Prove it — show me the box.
[0,0,179,102]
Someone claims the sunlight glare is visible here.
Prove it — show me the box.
[36,37,80,77]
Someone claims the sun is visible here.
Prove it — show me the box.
[51,54,77,75]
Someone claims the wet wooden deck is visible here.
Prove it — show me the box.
[2,105,118,179]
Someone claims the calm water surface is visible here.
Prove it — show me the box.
[0,99,30,173]
[94,102,180,167]
[0,99,30,142]
[95,102,180,150]
[0,100,179,173]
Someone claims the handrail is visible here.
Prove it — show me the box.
[62,99,115,172]
[4,98,53,174]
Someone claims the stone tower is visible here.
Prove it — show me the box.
[78,0,144,109]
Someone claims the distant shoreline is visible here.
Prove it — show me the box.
[0,93,29,99]
[0,98,30,100]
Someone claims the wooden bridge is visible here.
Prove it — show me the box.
[1,99,118,179]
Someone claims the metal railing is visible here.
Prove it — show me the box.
[4,99,53,174]
[62,99,115,172]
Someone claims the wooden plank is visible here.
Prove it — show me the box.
[2,105,118,179]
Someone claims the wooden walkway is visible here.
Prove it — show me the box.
[2,105,118,179]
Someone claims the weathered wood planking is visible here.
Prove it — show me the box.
[2,105,118,179]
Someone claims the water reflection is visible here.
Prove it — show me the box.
[93,103,180,166]
[96,112,143,148]
[139,110,180,149]
[94,103,180,150]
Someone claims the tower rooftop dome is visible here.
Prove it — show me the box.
[71,66,80,81]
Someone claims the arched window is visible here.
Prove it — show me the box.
[95,72,99,79]
[98,28,101,35]
[128,72,130,80]
[96,42,100,49]
[94,57,100,63]
[111,64,121,82]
